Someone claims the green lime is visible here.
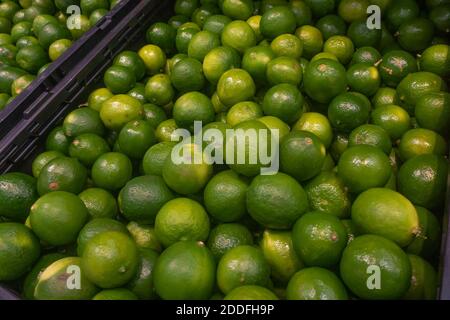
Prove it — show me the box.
[266,56,303,86]
[316,14,347,40]
[138,44,166,75]
[403,254,438,300]
[310,51,338,62]
[82,231,139,288]
[386,0,419,30]
[153,240,216,300]
[323,35,354,64]
[292,211,347,267]
[22,252,66,300]
[262,83,303,124]
[37,157,87,195]
[340,234,411,299]
[0,65,26,94]
[415,92,450,133]
[203,14,231,34]
[221,20,256,54]
[348,124,392,154]
[303,58,347,103]
[258,116,290,140]
[217,245,271,294]
[287,267,348,300]
[80,0,109,15]
[188,30,220,62]
[79,188,118,220]
[192,4,220,28]
[260,6,296,40]
[398,18,435,52]
[88,88,113,111]
[11,74,35,96]
[241,45,274,84]
[15,44,49,73]
[0,172,38,222]
[146,22,176,54]
[77,218,128,256]
[30,191,88,245]
[117,119,156,159]
[370,104,411,140]
[48,38,72,61]
[34,257,98,300]
[141,141,175,176]
[397,72,445,114]
[16,36,39,49]
[247,173,309,229]
[38,22,70,48]
[204,46,241,85]
[175,0,199,17]
[113,50,146,81]
[226,101,262,126]
[69,133,110,167]
[91,152,133,192]
[337,146,391,194]
[170,57,205,92]
[127,222,162,252]
[128,82,147,104]
[173,91,215,132]
[280,130,327,181]
[398,128,447,161]
[118,175,174,224]
[398,154,448,210]
[429,4,450,34]
[155,198,210,248]
[379,50,418,88]
[93,289,138,300]
[175,26,198,54]
[406,206,441,259]
[290,0,313,26]
[247,15,263,42]
[305,171,351,218]
[352,188,419,246]
[338,0,369,22]
[261,230,303,284]
[328,92,371,133]
[0,33,12,45]
[89,8,108,25]
[347,63,380,96]
[217,68,256,108]
[347,20,381,48]
[270,33,303,58]
[100,94,143,131]
[0,17,11,34]
[104,65,136,94]
[350,46,381,66]
[45,126,71,154]
[63,107,105,138]
[126,248,159,300]
[142,103,167,128]
[203,170,249,223]
[293,112,333,148]
[419,44,450,78]
[155,118,178,142]
[207,223,253,260]
[224,285,279,300]
[11,21,33,43]
[0,222,40,281]
[32,151,64,178]
[371,87,400,108]
[221,0,254,20]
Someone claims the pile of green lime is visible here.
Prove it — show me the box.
[0,0,120,110]
[0,0,449,301]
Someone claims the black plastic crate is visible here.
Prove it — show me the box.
[0,0,449,300]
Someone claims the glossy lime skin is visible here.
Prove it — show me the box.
[262,83,304,124]
[280,130,327,182]
[292,211,347,268]
[328,92,371,133]
[286,267,348,300]
[304,58,347,104]
[340,235,411,300]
